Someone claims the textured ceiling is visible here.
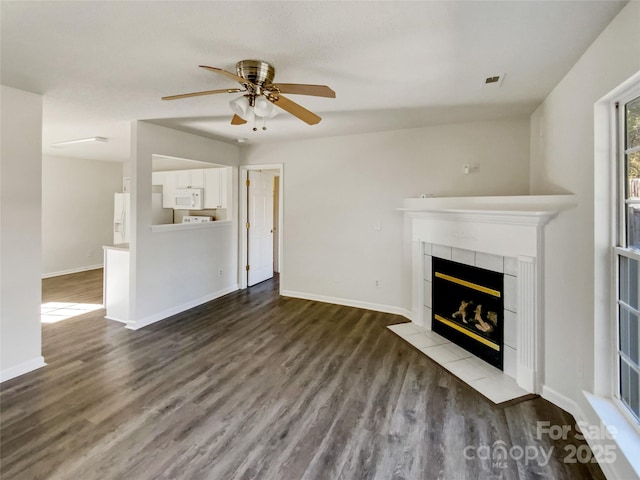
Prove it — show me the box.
[0,1,627,162]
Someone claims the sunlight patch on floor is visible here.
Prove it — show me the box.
[41,302,103,324]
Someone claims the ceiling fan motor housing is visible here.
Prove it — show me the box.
[236,60,275,87]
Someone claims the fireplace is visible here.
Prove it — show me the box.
[401,194,571,394]
[432,257,503,370]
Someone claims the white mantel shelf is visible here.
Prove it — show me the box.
[401,209,557,227]
[399,195,576,226]
[399,194,576,213]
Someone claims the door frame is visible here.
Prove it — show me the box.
[239,164,284,291]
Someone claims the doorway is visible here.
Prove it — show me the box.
[240,164,283,290]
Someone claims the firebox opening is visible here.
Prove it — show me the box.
[432,257,504,370]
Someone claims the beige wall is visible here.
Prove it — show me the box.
[42,155,122,276]
[530,2,640,478]
[129,121,241,327]
[0,85,45,380]
[243,117,531,313]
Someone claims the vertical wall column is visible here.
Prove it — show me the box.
[0,86,45,382]
[516,255,538,393]
[411,238,425,326]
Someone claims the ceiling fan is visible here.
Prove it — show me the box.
[162,60,335,130]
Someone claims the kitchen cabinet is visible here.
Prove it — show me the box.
[219,168,227,208]
[175,170,190,188]
[153,167,227,210]
[153,171,177,208]
[175,169,204,189]
[204,168,227,209]
[190,169,205,188]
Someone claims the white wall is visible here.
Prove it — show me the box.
[242,117,530,313]
[530,2,640,478]
[129,122,240,328]
[42,155,122,277]
[0,85,45,381]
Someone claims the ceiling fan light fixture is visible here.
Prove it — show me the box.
[254,96,274,118]
[167,60,334,128]
[229,95,250,119]
[262,98,279,119]
[244,107,256,123]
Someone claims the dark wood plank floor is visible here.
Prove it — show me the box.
[0,270,604,480]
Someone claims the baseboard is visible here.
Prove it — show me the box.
[541,386,624,480]
[126,284,239,330]
[541,385,581,417]
[281,289,412,319]
[0,356,46,383]
[42,264,103,279]
[399,309,413,321]
[104,316,128,324]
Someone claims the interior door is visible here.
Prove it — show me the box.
[247,170,274,286]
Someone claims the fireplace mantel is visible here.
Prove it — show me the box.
[400,194,576,213]
[400,194,574,259]
[402,194,574,395]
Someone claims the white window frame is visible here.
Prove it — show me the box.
[614,85,640,429]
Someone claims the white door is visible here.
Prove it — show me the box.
[247,170,274,286]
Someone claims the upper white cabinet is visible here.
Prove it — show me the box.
[204,168,228,209]
[154,167,228,210]
[152,171,177,208]
[219,168,227,208]
[190,169,205,188]
[175,170,190,189]
[175,169,204,189]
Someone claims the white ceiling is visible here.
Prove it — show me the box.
[0,1,627,163]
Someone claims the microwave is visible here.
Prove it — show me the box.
[174,188,203,209]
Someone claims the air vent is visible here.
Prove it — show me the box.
[482,73,505,87]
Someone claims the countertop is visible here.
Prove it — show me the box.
[103,243,130,251]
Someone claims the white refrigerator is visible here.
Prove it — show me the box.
[114,193,130,244]
[114,191,173,244]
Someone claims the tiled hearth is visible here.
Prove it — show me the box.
[387,322,528,403]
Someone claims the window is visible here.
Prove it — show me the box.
[616,94,640,423]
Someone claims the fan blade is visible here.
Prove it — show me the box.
[268,94,321,125]
[231,114,247,125]
[268,83,335,98]
[162,88,243,100]
[199,65,252,86]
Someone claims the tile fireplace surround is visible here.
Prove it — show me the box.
[397,195,574,403]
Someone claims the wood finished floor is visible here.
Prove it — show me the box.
[0,269,604,480]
